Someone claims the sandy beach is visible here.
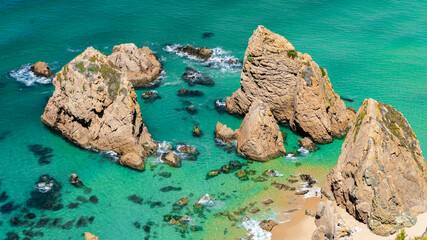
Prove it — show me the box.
[271,197,427,240]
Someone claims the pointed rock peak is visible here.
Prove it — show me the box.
[323,98,426,236]
[248,25,295,54]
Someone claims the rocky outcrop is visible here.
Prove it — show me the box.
[236,100,286,161]
[181,67,214,86]
[322,99,427,236]
[312,200,352,240]
[31,61,54,78]
[85,232,99,240]
[175,45,213,61]
[41,47,157,170]
[226,26,355,143]
[259,220,278,232]
[107,43,162,87]
[214,122,237,144]
[298,137,318,151]
[161,152,180,167]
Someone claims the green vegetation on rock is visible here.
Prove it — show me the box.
[287,50,297,59]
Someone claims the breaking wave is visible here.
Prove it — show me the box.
[8,64,53,86]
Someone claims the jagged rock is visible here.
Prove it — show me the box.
[322,99,427,236]
[226,26,355,143]
[259,220,278,232]
[85,232,99,240]
[236,100,286,161]
[181,67,214,86]
[298,137,318,151]
[31,61,54,78]
[107,43,162,87]
[175,45,213,61]
[192,126,203,137]
[41,47,157,170]
[214,122,237,144]
[161,152,180,167]
[177,87,204,97]
[312,200,352,240]
[142,90,161,102]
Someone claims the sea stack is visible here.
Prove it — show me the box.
[107,43,162,87]
[236,100,286,161]
[322,99,427,236]
[226,26,355,143]
[30,61,55,78]
[41,47,157,170]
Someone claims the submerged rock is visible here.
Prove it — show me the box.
[107,43,162,87]
[30,61,54,78]
[27,175,63,211]
[202,32,215,39]
[226,26,355,143]
[177,87,204,97]
[312,200,352,240]
[322,99,427,236]
[41,47,157,170]
[181,67,214,86]
[236,100,286,161]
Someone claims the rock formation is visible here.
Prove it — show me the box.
[298,137,318,151]
[226,25,355,143]
[107,43,162,87]
[175,45,213,61]
[161,152,180,167]
[312,200,352,240]
[31,61,54,78]
[214,122,237,144]
[41,47,157,170]
[322,99,427,236]
[236,100,286,161]
[85,232,99,240]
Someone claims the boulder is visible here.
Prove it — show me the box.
[41,47,157,170]
[84,232,99,240]
[193,126,203,137]
[30,61,54,78]
[107,43,162,87]
[175,45,213,61]
[236,100,286,161]
[214,122,237,144]
[226,26,355,143]
[322,99,427,236]
[298,137,318,151]
[259,220,278,232]
[312,200,352,240]
[161,152,180,167]
[181,67,214,86]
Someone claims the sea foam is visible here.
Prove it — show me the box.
[8,64,53,86]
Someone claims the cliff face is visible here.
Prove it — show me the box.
[236,100,286,161]
[322,99,427,236]
[226,26,354,143]
[41,47,157,170]
[107,43,162,87]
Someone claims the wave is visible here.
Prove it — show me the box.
[8,64,53,86]
[297,147,309,156]
[163,44,242,72]
[196,194,214,206]
[241,219,272,240]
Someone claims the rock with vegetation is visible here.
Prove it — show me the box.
[107,43,162,87]
[226,25,355,143]
[236,100,286,161]
[322,99,427,236]
[214,122,237,144]
[312,200,352,240]
[41,47,157,170]
[31,61,55,78]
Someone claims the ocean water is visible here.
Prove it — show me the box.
[0,0,425,239]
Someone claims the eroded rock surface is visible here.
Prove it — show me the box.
[31,61,54,78]
[41,47,157,170]
[236,100,286,161]
[226,25,354,143]
[322,99,427,236]
[312,200,352,240]
[214,122,237,144]
[108,43,162,87]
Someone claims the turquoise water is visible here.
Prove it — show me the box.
[0,1,425,239]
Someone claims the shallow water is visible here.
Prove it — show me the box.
[0,1,425,239]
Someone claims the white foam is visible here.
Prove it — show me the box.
[286,153,297,161]
[241,219,272,240]
[197,194,214,207]
[301,185,321,199]
[35,182,53,193]
[163,44,241,72]
[297,147,310,156]
[157,141,173,154]
[100,150,119,162]
[67,47,81,53]
[9,64,52,86]
[215,99,226,107]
